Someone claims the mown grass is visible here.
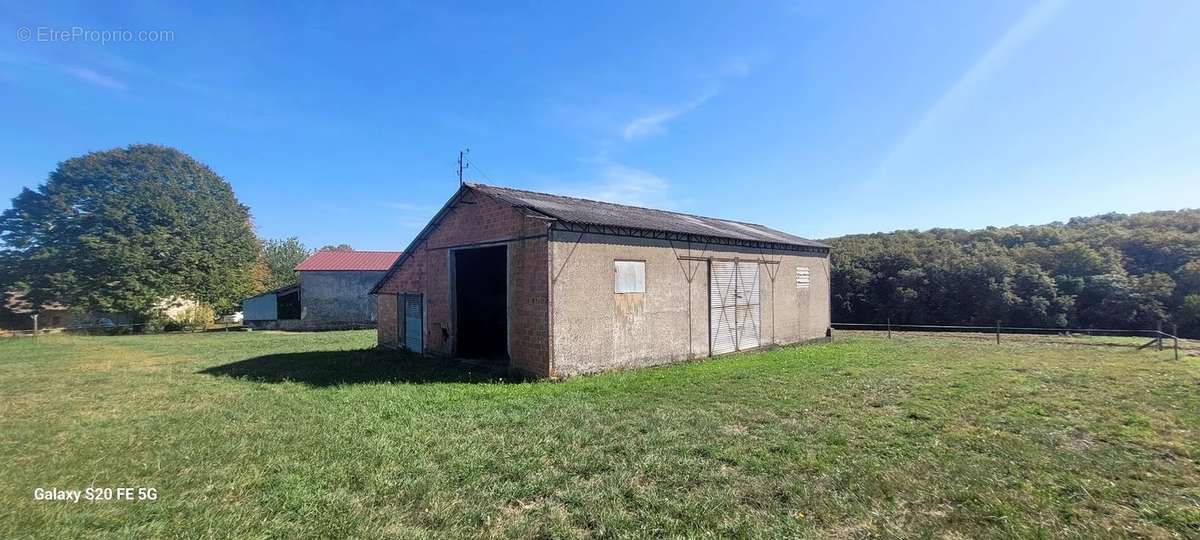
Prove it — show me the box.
[1,330,1197,538]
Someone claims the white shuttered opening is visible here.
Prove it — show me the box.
[709,261,761,355]
[736,262,761,351]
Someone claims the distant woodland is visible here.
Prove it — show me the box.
[826,210,1200,337]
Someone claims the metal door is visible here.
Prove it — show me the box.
[403,294,423,353]
[709,261,760,355]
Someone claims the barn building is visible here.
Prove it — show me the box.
[244,250,401,330]
[371,183,830,377]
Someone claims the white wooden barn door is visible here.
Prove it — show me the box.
[709,261,760,355]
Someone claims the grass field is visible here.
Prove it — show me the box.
[1,331,1198,538]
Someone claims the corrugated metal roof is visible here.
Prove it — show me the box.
[468,183,830,249]
[370,183,829,294]
[295,251,402,272]
[243,283,299,300]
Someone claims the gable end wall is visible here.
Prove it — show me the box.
[374,189,550,377]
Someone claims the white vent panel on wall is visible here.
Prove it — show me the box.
[796,267,811,289]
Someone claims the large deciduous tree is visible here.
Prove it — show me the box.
[0,144,260,316]
[260,237,310,290]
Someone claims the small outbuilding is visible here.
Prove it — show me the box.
[371,183,831,378]
[242,284,301,329]
[243,250,401,330]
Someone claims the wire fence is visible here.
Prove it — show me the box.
[2,322,139,337]
[2,321,246,338]
[831,321,1194,361]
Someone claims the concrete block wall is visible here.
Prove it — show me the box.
[759,253,832,346]
[549,233,711,376]
[549,232,830,376]
[300,271,384,326]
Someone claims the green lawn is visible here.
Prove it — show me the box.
[1,331,1197,538]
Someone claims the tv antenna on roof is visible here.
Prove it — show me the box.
[458,148,469,186]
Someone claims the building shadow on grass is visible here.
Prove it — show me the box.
[199,348,518,387]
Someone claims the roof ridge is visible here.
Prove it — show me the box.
[311,249,402,253]
[465,182,828,249]
[468,182,769,228]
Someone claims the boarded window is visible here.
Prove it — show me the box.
[796,266,811,289]
[614,260,646,293]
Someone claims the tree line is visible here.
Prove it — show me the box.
[826,210,1200,337]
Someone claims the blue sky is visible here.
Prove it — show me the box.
[2,1,1198,250]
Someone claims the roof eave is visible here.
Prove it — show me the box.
[550,220,831,253]
[244,283,299,301]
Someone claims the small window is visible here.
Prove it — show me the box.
[796,266,811,289]
[614,260,645,293]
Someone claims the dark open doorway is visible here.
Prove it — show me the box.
[454,245,508,362]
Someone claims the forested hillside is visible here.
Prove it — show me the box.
[826,210,1200,337]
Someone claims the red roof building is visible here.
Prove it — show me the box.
[242,250,403,331]
[294,251,402,272]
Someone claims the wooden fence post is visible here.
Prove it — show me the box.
[887,318,892,339]
[995,320,1001,345]
[1174,323,1180,361]
[1157,321,1163,351]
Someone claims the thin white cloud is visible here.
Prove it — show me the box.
[64,66,125,90]
[378,201,435,230]
[621,90,718,141]
[589,164,671,206]
[396,218,429,230]
[715,53,766,79]
[549,53,763,210]
[1,52,131,91]
[619,53,761,142]
[377,201,428,212]
[622,109,683,141]
[549,163,683,209]
[867,0,1068,189]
